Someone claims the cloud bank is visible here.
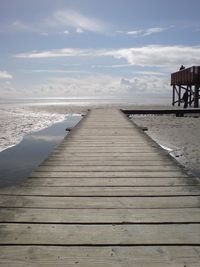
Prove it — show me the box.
[15,45,200,70]
[0,70,13,79]
[126,27,167,37]
[0,74,170,103]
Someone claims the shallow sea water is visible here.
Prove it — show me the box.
[0,115,81,187]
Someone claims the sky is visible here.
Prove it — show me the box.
[0,0,200,103]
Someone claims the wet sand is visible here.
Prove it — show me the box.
[0,103,83,152]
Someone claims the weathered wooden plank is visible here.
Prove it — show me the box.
[0,186,199,196]
[78,125,134,127]
[76,128,138,130]
[48,155,168,160]
[1,195,200,209]
[77,127,138,129]
[64,133,148,137]
[66,138,146,141]
[0,246,200,267]
[72,133,142,137]
[50,152,162,157]
[54,149,155,154]
[52,151,161,156]
[37,165,180,172]
[58,145,153,149]
[41,160,173,166]
[63,140,148,143]
[24,177,198,187]
[61,140,151,144]
[77,127,138,130]
[1,223,200,244]
[59,142,150,145]
[30,171,187,178]
[75,133,144,137]
[1,208,200,223]
[66,144,150,148]
[69,134,145,137]
[59,144,152,148]
[77,126,137,129]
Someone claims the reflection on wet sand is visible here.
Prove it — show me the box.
[0,116,81,187]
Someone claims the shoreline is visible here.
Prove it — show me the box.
[0,115,82,187]
[0,103,85,152]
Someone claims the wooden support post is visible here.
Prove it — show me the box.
[172,85,175,105]
[194,85,199,108]
[178,85,181,106]
[188,86,192,107]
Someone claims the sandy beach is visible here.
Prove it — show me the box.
[132,114,200,177]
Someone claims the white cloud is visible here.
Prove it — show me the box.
[51,10,107,33]
[0,20,39,33]
[40,32,49,36]
[76,27,84,33]
[15,48,91,58]
[0,70,13,79]
[135,71,165,76]
[92,64,132,69]
[15,45,200,70]
[24,75,124,98]
[5,80,11,85]
[126,27,167,37]
[11,20,35,32]
[1,10,107,35]
[143,27,166,36]
[127,30,143,36]
[120,76,169,95]
[30,69,89,74]
[63,30,69,35]
[105,45,200,69]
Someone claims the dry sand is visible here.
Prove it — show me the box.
[132,114,200,177]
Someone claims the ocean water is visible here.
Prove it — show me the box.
[0,97,152,106]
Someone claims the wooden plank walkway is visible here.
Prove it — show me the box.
[0,108,200,266]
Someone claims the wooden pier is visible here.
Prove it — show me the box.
[0,108,200,266]
[122,108,200,117]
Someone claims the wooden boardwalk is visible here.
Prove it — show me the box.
[0,108,200,266]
